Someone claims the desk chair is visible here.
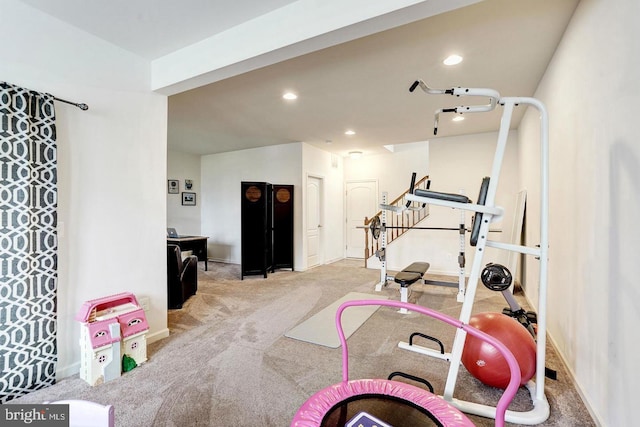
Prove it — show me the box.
[167,244,198,309]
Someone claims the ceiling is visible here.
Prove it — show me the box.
[19,0,579,157]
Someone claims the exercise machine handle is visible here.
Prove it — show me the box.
[409,79,453,95]
[410,79,500,100]
[410,79,501,135]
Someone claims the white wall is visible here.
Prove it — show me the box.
[344,142,429,198]
[520,0,640,425]
[200,143,303,266]
[1,1,168,378]
[167,150,201,235]
[200,142,345,270]
[302,144,346,264]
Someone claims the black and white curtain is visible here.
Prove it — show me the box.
[0,82,58,403]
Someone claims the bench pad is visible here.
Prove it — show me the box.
[394,271,423,287]
[414,189,471,204]
[402,262,430,275]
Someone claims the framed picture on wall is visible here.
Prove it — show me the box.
[185,179,193,190]
[168,179,179,194]
[182,192,196,206]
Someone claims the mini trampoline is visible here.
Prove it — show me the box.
[291,300,521,427]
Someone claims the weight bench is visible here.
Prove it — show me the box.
[394,262,430,313]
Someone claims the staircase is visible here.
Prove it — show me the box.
[363,175,430,267]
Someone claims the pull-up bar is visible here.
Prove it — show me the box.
[409,80,500,135]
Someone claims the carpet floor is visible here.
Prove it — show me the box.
[9,259,596,426]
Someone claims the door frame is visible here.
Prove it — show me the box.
[305,173,324,269]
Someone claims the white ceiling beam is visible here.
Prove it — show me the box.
[151,0,481,95]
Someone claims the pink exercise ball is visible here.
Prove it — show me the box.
[461,312,536,389]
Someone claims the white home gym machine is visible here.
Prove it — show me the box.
[400,79,550,424]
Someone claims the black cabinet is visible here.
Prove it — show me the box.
[241,182,293,279]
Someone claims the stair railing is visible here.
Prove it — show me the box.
[363,175,430,267]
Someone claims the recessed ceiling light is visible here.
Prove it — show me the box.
[443,54,463,66]
[282,92,297,100]
[452,116,465,122]
[345,130,356,136]
[348,151,363,159]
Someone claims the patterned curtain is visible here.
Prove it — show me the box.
[0,82,58,403]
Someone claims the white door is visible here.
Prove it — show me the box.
[346,180,377,258]
[306,176,322,268]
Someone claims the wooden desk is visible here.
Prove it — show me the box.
[167,236,208,271]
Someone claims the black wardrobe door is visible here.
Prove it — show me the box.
[273,185,294,269]
[241,182,268,277]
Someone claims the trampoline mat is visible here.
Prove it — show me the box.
[321,395,443,427]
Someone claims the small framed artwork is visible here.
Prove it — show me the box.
[168,179,179,194]
[182,192,196,206]
[185,179,193,190]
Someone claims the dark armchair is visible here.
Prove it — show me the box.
[167,244,198,309]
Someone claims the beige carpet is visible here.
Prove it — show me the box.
[7,260,596,426]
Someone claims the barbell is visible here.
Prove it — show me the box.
[364,215,467,240]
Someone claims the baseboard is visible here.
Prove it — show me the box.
[56,361,80,380]
[521,294,604,426]
[207,257,236,264]
[147,328,170,344]
[543,333,604,426]
[324,256,343,265]
[424,267,462,277]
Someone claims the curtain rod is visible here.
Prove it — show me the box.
[53,96,89,111]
